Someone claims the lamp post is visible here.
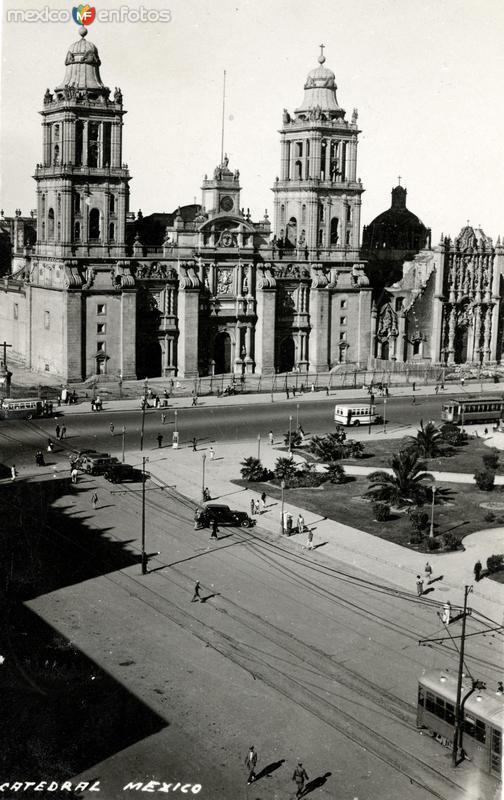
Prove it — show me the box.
[288,415,293,454]
[429,483,437,539]
[140,378,148,452]
[141,456,149,575]
[172,409,179,449]
[201,453,206,503]
[257,433,261,461]
[383,397,387,435]
[121,425,126,463]
[280,479,285,535]
[296,403,300,429]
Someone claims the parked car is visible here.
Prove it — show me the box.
[104,463,143,483]
[81,454,119,475]
[198,503,254,528]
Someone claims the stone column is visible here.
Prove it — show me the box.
[119,289,137,379]
[83,121,89,167]
[280,137,289,180]
[63,290,83,381]
[311,134,321,179]
[447,307,456,364]
[255,266,276,374]
[471,305,481,362]
[483,306,492,360]
[309,266,330,370]
[177,286,200,377]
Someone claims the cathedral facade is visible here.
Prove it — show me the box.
[0,32,372,381]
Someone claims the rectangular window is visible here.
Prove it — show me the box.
[97,303,106,315]
[340,316,346,325]
[340,331,346,341]
[13,303,18,320]
[340,299,347,309]
[418,686,425,707]
[425,691,436,714]
[102,122,111,167]
[97,341,106,353]
[97,323,106,334]
[44,311,50,330]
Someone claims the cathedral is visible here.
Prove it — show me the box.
[0,28,503,381]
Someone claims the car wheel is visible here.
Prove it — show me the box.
[352,420,361,426]
[241,519,251,528]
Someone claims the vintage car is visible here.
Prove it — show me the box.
[198,503,254,528]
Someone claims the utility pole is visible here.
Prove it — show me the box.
[383,396,387,434]
[288,415,293,454]
[141,456,149,575]
[452,584,473,766]
[140,379,148,452]
[201,453,206,503]
[257,433,261,461]
[121,425,126,463]
[280,479,285,535]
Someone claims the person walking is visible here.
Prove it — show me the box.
[244,745,258,785]
[60,425,66,440]
[47,438,54,453]
[412,394,416,405]
[210,518,218,540]
[268,430,274,445]
[474,559,482,582]
[424,561,433,584]
[192,437,197,452]
[209,446,215,460]
[412,381,416,392]
[91,491,99,510]
[55,424,61,440]
[250,498,256,516]
[260,491,267,514]
[305,530,314,551]
[292,762,309,798]
[441,601,452,625]
[416,575,424,596]
[191,394,198,407]
[191,580,201,602]
[161,412,166,425]
[297,513,305,534]
[110,422,115,435]
[286,513,293,536]
[10,465,17,481]
[157,433,163,448]
[35,450,45,466]
[435,384,439,395]
[283,510,289,534]
[194,509,202,530]
[461,377,465,387]
[71,467,78,484]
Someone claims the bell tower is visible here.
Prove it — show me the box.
[34,26,130,259]
[272,46,364,259]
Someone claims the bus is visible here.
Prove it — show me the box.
[441,396,504,425]
[334,404,379,426]
[417,669,503,778]
[0,398,53,420]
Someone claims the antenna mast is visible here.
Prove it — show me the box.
[220,70,226,165]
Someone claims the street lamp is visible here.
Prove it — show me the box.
[288,415,293,454]
[201,453,206,503]
[383,396,387,435]
[141,456,150,574]
[257,433,261,461]
[140,378,148,452]
[280,479,286,535]
[429,484,437,539]
[172,409,179,449]
[296,403,300,429]
[121,425,126,463]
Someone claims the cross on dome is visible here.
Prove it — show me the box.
[319,43,326,64]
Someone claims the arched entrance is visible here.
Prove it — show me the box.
[141,341,162,378]
[214,332,232,374]
[279,336,295,372]
[454,326,468,364]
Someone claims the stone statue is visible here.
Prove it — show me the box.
[282,108,291,124]
[114,87,123,104]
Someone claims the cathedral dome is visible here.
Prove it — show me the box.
[362,185,429,252]
[295,49,343,115]
[55,26,106,93]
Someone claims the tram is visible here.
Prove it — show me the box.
[441,396,504,425]
[417,669,502,777]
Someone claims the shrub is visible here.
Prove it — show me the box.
[426,537,440,551]
[409,509,429,534]
[484,511,496,523]
[347,440,365,459]
[441,532,459,551]
[482,450,500,471]
[287,468,326,488]
[440,422,466,446]
[240,457,270,482]
[284,429,303,450]
[310,432,347,462]
[372,502,390,521]
[486,554,504,573]
[326,462,346,484]
[474,469,496,491]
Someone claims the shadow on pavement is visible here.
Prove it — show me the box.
[300,772,332,797]
[254,758,285,782]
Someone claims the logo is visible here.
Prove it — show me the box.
[72,4,96,25]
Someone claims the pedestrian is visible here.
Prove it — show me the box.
[441,601,452,625]
[47,438,54,453]
[157,433,163,448]
[250,498,256,516]
[210,518,218,539]
[412,381,416,392]
[191,394,197,407]
[484,427,489,436]
[297,513,305,533]
[61,425,66,439]
[416,575,424,596]
[435,384,439,394]
[10,465,17,481]
[461,377,465,387]
[286,387,290,399]
[370,393,375,405]
[203,486,211,501]
[292,762,309,798]
[91,491,98,510]
[260,491,266,513]
[244,745,258,785]
[194,509,202,530]
[424,561,433,584]
[35,450,45,466]
[110,422,115,435]
[311,383,315,392]
[154,395,160,408]
[283,510,289,534]
[298,424,305,437]
[192,437,197,452]
[191,580,201,602]
[385,385,389,397]
[474,559,482,582]
[268,430,274,445]
[412,394,416,405]
[305,530,314,550]
[498,681,504,694]
[161,412,166,425]
[209,446,215,460]
[71,467,78,484]
[441,381,445,390]
[55,424,61,440]
[286,513,293,536]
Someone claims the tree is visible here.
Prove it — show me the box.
[240,457,269,482]
[406,421,444,458]
[310,432,348,462]
[482,450,500,471]
[284,429,303,449]
[326,462,346,483]
[440,422,466,446]
[372,502,390,521]
[274,456,297,482]
[365,449,433,508]
[474,468,495,491]
[408,508,429,535]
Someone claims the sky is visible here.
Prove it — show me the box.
[1,0,504,242]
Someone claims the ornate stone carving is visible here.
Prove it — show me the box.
[179,261,201,289]
[135,262,177,282]
[310,264,330,288]
[216,268,233,294]
[63,261,83,288]
[217,229,237,248]
[276,263,310,280]
[257,264,276,289]
[377,303,398,340]
[82,266,96,290]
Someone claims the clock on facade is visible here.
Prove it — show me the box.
[220,195,234,212]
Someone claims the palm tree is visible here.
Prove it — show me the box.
[310,432,347,462]
[365,449,433,507]
[274,456,297,482]
[240,457,268,482]
[406,421,444,458]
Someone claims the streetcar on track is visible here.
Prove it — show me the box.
[417,669,502,778]
[334,404,379,426]
[441,396,504,425]
[0,397,53,420]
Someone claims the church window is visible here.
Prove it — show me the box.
[109,194,115,214]
[57,194,61,213]
[41,194,46,215]
[295,160,302,179]
[396,297,404,311]
[280,204,286,225]
[74,193,81,214]
[89,208,101,239]
[97,341,106,353]
[285,141,290,179]
[330,217,339,245]
[346,230,351,245]
[109,222,115,241]
[97,323,106,334]
[295,142,303,158]
[340,331,347,341]
[53,144,60,164]
[97,303,106,315]
[413,340,421,356]
[102,122,111,167]
[340,299,347,309]
[74,221,81,240]
[13,303,18,320]
[301,204,306,224]
[57,221,61,242]
[347,205,352,222]
[340,316,346,325]
[318,228,323,246]
[319,204,325,223]
[88,122,99,167]
[75,120,84,166]
[48,208,55,240]
[44,311,50,330]
[341,142,347,180]
[54,123,60,139]
[41,221,46,240]
[320,141,327,178]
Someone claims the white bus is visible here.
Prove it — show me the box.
[334,404,379,426]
